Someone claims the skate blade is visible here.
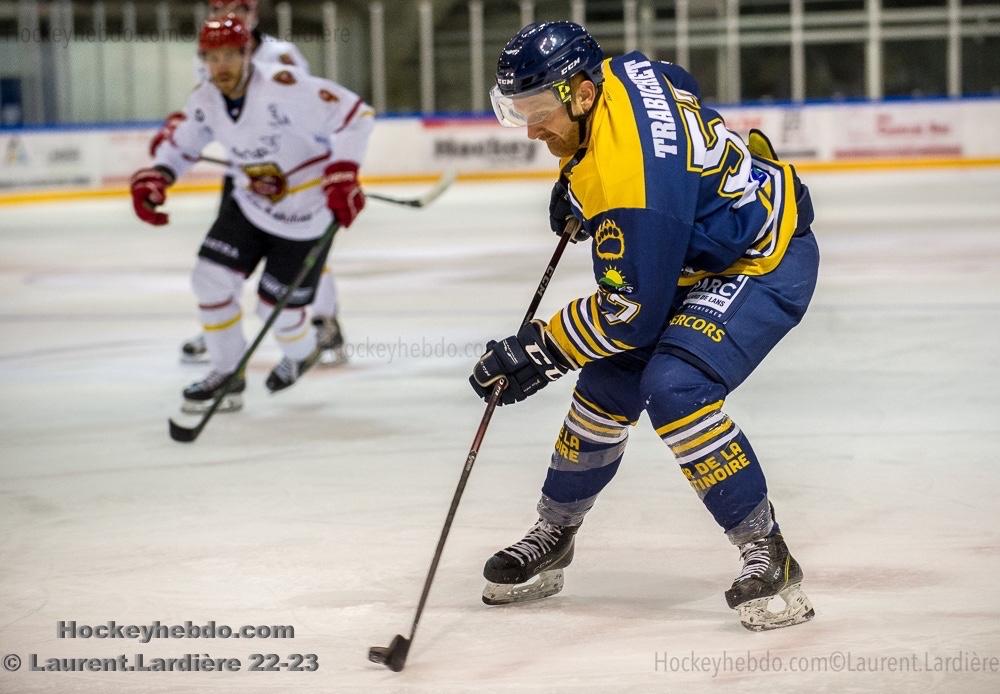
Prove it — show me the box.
[736,582,815,632]
[482,569,565,606]
[317,347,348,367]
[181,393,243,414]
[179,353,210,365]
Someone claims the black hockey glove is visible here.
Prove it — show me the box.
[549,179,588,242]
[470,320,574,405]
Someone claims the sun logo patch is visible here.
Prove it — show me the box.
[595,219,625,260]
[599,266,634,294]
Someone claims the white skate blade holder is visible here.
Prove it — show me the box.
[181,393,243,415]
[180,352,210,365]
[317,346,348,367]
[482,569,565,606]
[735,582,815,631]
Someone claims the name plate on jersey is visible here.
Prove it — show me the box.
[682,275,749,317]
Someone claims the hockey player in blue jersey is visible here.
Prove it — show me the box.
[469,22,818,631]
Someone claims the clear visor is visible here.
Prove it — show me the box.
[490,83,567,128]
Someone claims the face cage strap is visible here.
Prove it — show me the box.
[564,82,603,146]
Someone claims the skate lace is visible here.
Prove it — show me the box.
[735,538,772,582]
[272,357,298,381]
[503,521,562,566]
[202,370,231,389]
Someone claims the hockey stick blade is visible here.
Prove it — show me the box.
[416,168,457,207]
[366,169,457,208]
[368,634,410,672]
[168,418,200,443]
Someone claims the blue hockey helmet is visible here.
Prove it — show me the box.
[491,22,604,128]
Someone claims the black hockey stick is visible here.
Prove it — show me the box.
[192,154,456,209]
[168,221,340,443]
[368,219,579,673]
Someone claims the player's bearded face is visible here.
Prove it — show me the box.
[205,47,247,96]
[523,100,578,157]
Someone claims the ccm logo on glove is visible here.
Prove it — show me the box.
[470,320,574,406]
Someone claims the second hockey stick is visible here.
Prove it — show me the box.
[192,154,456,209]
[168,221,340,443]
[368,219,579,673]
[365,169,457,208]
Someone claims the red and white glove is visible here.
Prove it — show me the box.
[322,161,365,228]
[130,167,174,226]
[148,111,186,158]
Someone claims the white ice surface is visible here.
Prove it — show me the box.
[1,169,999,693]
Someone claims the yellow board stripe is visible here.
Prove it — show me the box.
[655,399,724,437]
[574,390,631,424]
[670,417,734,455]
[795,157,1000,172]
[203,310,242,332]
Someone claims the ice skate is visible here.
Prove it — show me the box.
[725,532,815,631]
[180,333,209,364]
[265,349,322,393]
[482,519,578,605]
[181,370,245,414]
[314,315,348,366]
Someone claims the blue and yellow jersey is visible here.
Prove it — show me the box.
[547,52,802,368]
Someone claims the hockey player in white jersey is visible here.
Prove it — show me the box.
[149,0,348,368]
[130,14,374,413]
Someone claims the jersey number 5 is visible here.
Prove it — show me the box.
[675,94,753,200]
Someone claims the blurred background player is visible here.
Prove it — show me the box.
[149,0,348,368]
[131,14,374,413]
[470,22,818,631]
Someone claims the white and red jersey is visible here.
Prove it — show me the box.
[252,33,310,71]
[156,62,375,241]
[193,32,310,83]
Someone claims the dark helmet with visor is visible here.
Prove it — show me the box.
[491,21,604,128]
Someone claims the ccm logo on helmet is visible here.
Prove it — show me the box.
[559,57,582,76]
